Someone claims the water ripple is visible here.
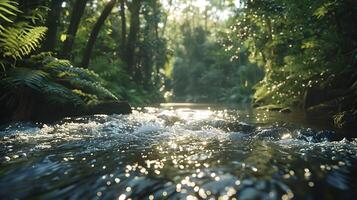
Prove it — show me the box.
[0,107,356,199]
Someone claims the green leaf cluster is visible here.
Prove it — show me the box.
[0,0,47,70]
[1,53,118,109]
[228,0,357,109]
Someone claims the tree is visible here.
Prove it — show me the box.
[118,0,126,59]
[227,0,357,109]
[125,0,142,77]
[42,0,64,51]
[61,0,87,58]
[81,0,117,68]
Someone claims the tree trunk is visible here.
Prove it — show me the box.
[42,0,64,52]
[125,0,141,76]
[61,0,87,59]
[81,0,117,68]
[118,0,127,59]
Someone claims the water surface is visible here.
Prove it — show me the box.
[0,105,356,199]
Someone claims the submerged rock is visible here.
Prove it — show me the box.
[84,101,132,116]
[279,107,292,113]
[211,120,255,133]
[0,100,132,124]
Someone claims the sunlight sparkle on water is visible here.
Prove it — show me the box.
[1,107,356,199]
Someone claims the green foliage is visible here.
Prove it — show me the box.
[0,1,119,110]
[228,0,357,109]
[0,25,47,59]
[0,54,118,108]
[90,57,164,106]
[2,67,48,88]
[172,25,263,104]
[0,0,47,69]
[0,67,84,108]
[58,0,167,105]
[0,0,20,25]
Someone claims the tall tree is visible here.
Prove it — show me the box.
[119,0,127,59]
[81,0,117,68]
[61,0,87,58]
[125,0,142,77]
[42,0,64,52]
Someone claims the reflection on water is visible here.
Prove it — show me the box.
[0,105,356,199]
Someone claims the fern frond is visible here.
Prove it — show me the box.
[24,6,48,24]
[72,89,99,104]
[0,59,9,71]
[1,67,49,91]
[0,67,85,106]
[43,82,85,106]
[0,25,47,59]
[0,0,21,23]
[63,77,118,100]
[42,58,118,102]
[44,58,72,68]
[44,60,100,82]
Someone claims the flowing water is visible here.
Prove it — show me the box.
[0,104,356,200]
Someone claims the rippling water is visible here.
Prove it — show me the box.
[0,105,356,199]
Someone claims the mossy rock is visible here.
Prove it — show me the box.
[256,104,284,111]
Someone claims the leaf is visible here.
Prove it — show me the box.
[60,34,67,42]
[0,0,20,22]
[1,67,49,91]
[0,25,47,59]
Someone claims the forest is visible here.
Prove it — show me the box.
[0,0,356,128]
[0,0,357,199]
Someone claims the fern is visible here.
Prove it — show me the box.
[72,89,99,104]
[0,67,86,107]
[24,6,48,24]
[62,77,118,100]
[0,0,20,25]
[0,1,119,111]
[44,59,72,68]
[1,67,48,91]
[43,82,85,106]
[0,25,47,59]
[0,0,47,61]
[43,60,99,82]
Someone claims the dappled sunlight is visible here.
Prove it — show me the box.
[0,0,355,199]
[1,106,356,199]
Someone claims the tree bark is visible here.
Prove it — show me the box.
[120,0,126,49]
[61,0,87,59]
[42,0,64,52]
[125,0,142,76]
[81,0,117,68]
[118,0,127,60]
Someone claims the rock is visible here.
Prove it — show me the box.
[211,120,255,133]
[279,107,292,113]
[303,88,347,110]
[1,99,132,124]
[326,67,357,90]
[306,103,337,115]
[85,101,132,115]
[256,104,283,111]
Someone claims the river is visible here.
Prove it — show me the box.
[0,104,356,199]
